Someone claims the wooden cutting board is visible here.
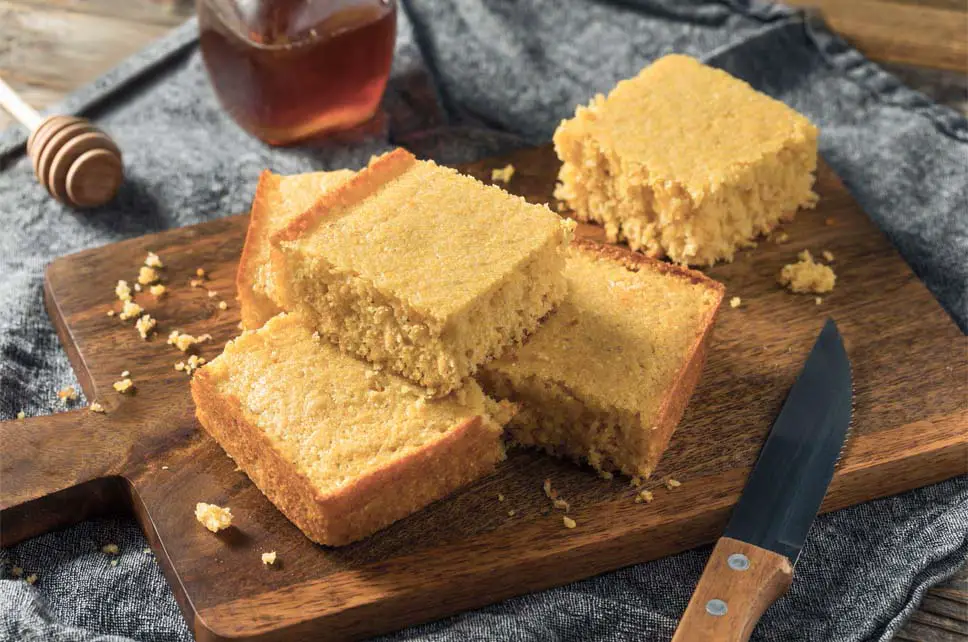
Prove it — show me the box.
[2,145,965,642]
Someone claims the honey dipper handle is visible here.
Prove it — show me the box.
[0,75,43,131]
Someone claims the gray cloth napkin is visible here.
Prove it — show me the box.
[1,1,966,641]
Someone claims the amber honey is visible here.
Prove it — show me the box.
[198,0,396,145]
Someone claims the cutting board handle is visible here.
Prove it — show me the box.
[0,410,128,546]
[671,537,793,642]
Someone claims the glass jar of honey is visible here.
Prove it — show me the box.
[197,0,396,145]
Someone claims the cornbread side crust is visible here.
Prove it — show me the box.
[191,313,507,546]
[237,169,355,330]
[478,239,725,479]
[554,54,818,266]
[272,148,573,396]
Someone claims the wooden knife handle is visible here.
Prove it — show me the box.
[671,537,793,642]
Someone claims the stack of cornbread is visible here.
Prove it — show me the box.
[193,54,818,546]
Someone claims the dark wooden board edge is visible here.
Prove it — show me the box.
[192,415,966,640]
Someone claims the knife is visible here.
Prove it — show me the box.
[671,318,852,642]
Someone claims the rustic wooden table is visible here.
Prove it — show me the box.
[0,0,965,640]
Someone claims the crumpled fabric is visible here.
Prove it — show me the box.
[1,1,966,641]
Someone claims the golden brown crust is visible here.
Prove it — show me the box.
[271,148,416,246]
[237,170,282,330]
[191,369,504,547]
[570,237,726,295]
[571,237,725,476]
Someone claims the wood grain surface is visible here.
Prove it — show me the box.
[671,538,793,642]
[1,144,966,641]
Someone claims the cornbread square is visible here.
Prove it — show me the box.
[554,54,818,266]
[272,148,574,396]
[190,313,508,546]
[477,240,724,479]
[237,168,355,330]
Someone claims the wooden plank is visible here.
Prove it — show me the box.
[1,145,965,641]
[786,0,968,72]
[11,0,193,26]
[0,1,173,129]
[897,566,968,642]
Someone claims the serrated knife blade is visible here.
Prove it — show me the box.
[672,318,853,642]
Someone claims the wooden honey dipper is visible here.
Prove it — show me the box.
[0,76,123,208]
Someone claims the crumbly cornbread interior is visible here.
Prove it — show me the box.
[206,313,504,495]
[276,151,572,395]
[554,54,818,266]
[478,244,721,478]
[240,169,354,329]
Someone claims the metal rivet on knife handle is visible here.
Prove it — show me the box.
[728,553,750,571]
[706,599,728,617]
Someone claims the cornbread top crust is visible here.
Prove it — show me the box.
[486,240,724,416]
[199,313,495,496]
[569,54,817,196]
[274,148,570,321]
[238,169,354,326]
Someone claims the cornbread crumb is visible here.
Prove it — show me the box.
[11,566,23,578]
[634,489,655,504]
[630,477,643,488]
[138,266,160,285]
[195,502,232,532]
[161,465,169,470]
[110,560,118,567]
[150,284,167,298]
[822,250,835,262]
[134,283,142,292]
[665,478,682,490]
[183,354,206,376]
[196,268,206,278]
[815,297,823,305]
[774,232,790,244]
[543,479,571,512]
[25,574,37,585]
[119,300,143,321]
[115,280,132,302]
[121,370,130,377]
[57,386,78,402]
[107,310,115,317]
[168,331,212,352]
[207,290,218,298]
[562,516,577,529]
[600,471,613,481]
[507,509,517,517]
[218,301,228,310]
[89,402,106,414]
[261,552,277,565]
[190,279,203,288]
[101,543,119,555]
[145,252,164,268]
[730,296,742,309]
[497,493,506,502]
[113,378,134,394]
[143,548,152,554]
[491,164,515,183]
[16,411,25,420]
[135,314,157,340]
[779,250,837,294]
